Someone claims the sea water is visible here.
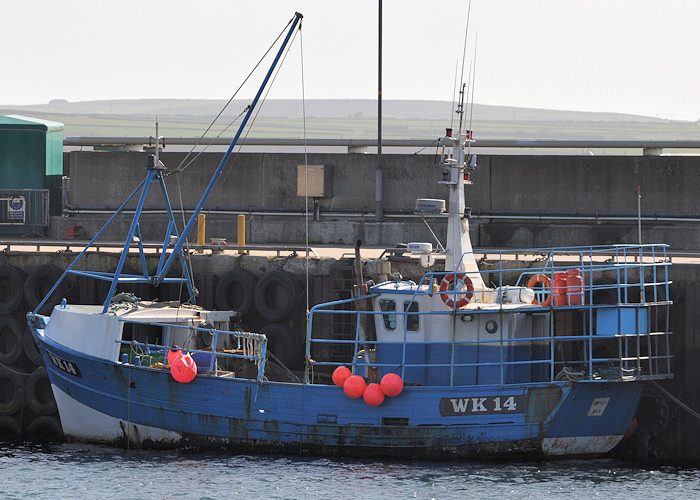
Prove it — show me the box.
[1,442,699,499]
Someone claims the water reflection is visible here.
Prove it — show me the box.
[1,442,698,499]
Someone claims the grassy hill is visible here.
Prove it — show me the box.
[1,99,698,143]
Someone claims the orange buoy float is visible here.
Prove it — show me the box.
[527,274,552,307]
[332,366,352,387]
[380,373,404,397]
[343,375,367,399]
[439,272,474,309]
[363,383,385,406]
[171,353,197,383]
[167,348,183,365]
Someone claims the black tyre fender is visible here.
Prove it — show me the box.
[22,325,44,367]
[24,264,67,314]
[26,415,63,440]
[0,265,26,315]
[0,316,24,366]
[253,270,301,322]
[0,368,24,415]
[0,414,21,436]
[25,366,57,416]
[214,269,258,317]
[260,322,304,369]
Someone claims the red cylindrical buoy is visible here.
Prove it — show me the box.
[343,375,367,399]
[167,348,183,365]
[380,373,404,397]
[332,366,352,387]
[552,272,568,307]
[171,353,197,383]
[363,383,385,406]
[566,268,584,305]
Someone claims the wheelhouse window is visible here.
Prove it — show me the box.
[378,298,420,332]
[379,299,396,330]
[404,301,419,332]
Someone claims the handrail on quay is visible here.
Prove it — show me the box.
[63,137,700,155]
[0,239,319,258]
[3,239,699,264]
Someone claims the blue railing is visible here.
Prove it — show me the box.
[115,320,268,384]
[306,244,673,387]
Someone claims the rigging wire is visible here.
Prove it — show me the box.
[300,25,310,338]
[215,23,301,190]
[411,137,440,156]
[168,14,301,304]
[299,21,310,438]
[175,107,249,173]
[173,17,294,175]
[299,23,311,368]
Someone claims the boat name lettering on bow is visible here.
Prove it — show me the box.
[47,350,82,377]
[439,395,527,416]
[587,397,610,417]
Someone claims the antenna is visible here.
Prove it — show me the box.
[456,0,472,132]
[450,60,459,131]
[457,79,467,132]
[638,185,642,245]
[458,0,473,95]
[467,34,478,156]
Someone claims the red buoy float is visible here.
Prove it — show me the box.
[380,373,404,397]
[171,353,197,383]
[332,366,352,387]
[343,375,367,399]
[363,383,385,406]
[167,348,183,365]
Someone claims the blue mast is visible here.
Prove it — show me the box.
[156,12,303,287]
[30,12,303,315]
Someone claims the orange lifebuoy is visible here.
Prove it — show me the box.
[439,272,474,309]
[527,274,552,306]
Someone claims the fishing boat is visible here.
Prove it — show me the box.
[27,11,673,458]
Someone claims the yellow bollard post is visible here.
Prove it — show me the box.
[237,214,245,254]
[197,213,206,250]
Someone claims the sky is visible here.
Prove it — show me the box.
[1,0,699,120]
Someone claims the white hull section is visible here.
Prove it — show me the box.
[542,435,624,456]
[52,384,181,445]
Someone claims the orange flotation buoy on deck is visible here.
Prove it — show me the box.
[343,375,367,399]
[171,353,197,383]
[363,383,385,406]
[527,274,552,307]
[332,366,352,387]
[380,373,404,397]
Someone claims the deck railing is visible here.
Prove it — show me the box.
[307,244,673,386]
[115,320,268,384]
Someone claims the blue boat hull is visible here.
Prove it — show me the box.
[37,333,642,459]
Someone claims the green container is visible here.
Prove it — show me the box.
[0,115,63,188]
[0,115,63,235]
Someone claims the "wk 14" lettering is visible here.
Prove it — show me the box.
[439,395,527,416]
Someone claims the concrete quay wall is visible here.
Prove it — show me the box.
[55,151,700,251]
